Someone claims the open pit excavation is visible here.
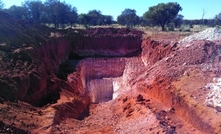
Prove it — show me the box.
[1,11,221,133]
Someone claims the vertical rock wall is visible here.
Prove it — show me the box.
[81,58,125,79]
[88,79,113,103]
[23,37,73,105]
[0,37,73,105]
[141,39,178,66]
[73,58,125,103]
[69,57,146,103]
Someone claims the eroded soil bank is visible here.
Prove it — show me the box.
[1,11,221,133]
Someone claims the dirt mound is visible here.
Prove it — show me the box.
[179,28,221,43]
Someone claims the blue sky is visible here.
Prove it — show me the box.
[3,0,221,20]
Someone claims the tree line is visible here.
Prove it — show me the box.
[0,0,221,30]
[0,0,114,28]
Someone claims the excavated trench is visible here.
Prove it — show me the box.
[61,57,126,104]
[57,38,221,133]
[1,13,211,133]
[62,52,146,104]
[82,58,126,103]
[2,24,221,133]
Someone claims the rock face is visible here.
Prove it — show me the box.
[80,58,125,79]
[0,37,73,105]
[141,39,178,66]
[67,58,126,103]
[72,28,143,57]
[89,79,113,103]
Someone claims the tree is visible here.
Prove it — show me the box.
[87,10,104,25]
[44,0,59,6]
[78,13,91,27]
[67,5,78,27]
[0,0,4,10]
[202,8,208,20]
[54,2,69,27]
[143,2,182,31]
[215,12,221,22]
[44,0,70,28]
[173,14,184,28]
[201,8,208,25]
[78,10,113,26]
[215,12,221,26]
[139,17,148,26]
[117,9,140,27]
[4,5,28,20]
[103,15,113,25]
[23,0,45,23]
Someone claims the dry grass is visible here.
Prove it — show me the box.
[134,25,210,41]
[135,26,191,41]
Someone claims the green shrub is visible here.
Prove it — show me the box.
[180,25,190,32]
[168,22,175,31]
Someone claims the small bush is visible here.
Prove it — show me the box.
[180,25,191,32]
[216,25,221,29]
[168,22,175,31]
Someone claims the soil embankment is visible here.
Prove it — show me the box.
[136,38,221,133]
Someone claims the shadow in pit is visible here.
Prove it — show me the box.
[77,104,90,120]
[38,91,60,107]
[56,52,84,80]
[0,121,30,134]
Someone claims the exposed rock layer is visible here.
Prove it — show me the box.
[72,28,143,57]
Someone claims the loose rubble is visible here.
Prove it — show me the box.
[205,78,221,112]
[179,27,221,43]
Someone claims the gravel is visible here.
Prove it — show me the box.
[205,78,221,112]
[179,28,221,43]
